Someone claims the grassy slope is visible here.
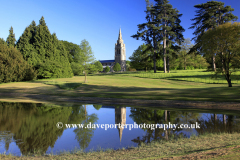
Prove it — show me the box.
[0,71,240,102]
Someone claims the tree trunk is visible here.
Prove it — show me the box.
[153,48,156,73]
[163,18,167,73]
[184,57,186,70]
[226,73,232,87]
[227,79,232,87]
[152,36,157,73]
[165,110,167,122]
[167,42,170,73]
[212,55,216,71]
[167,56,170,73]
[84,62,87,83]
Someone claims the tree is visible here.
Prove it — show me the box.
[113,62,121,72]
[61,40,82,63]
[71,62,84,75]
[94,61,103,72]
[105,66,110,72]
[129,43,153,71]
[132,0,184,73]
[17,17,73,79]
[177,38,194,70]
[16,21,38,66]
[79,39,95,83]
[189,1,238,71]
[6,26,16,47]
[131,0,159,73]
[0,42,37,83]
[199,22,240,87]
[153,0,185,73]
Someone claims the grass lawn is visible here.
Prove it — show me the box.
[0,69,240,102]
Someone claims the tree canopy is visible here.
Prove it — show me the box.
[199,22,240,87]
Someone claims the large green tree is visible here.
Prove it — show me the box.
[189,1,238,71]
[17,17,73,79]
[199,22,240,87]
[131,0,159,73]
[132,0,184,73]
[153,0,185,73]
[6,26,16,47]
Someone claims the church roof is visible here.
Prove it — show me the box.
[99,60,115,63]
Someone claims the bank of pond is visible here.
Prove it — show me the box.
[0,101,240,156]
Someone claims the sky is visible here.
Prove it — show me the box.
[1,0,240,61]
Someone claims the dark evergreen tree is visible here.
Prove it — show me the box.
[6,26,16,47]
[16,21,39,66]
[17,17,73,79]
[189,1,238,71]
[132,0,159,73]
[132,0,184,73]
[152,0,184,73]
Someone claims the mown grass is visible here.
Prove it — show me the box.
[108,69,240,84]
[1,132,240,159]
[0,70,240,102]
[44,81,82,90]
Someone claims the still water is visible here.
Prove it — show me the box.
[0,102,240,156]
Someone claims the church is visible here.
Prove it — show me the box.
[99,28,126,72]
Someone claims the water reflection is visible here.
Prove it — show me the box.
[0,102,73,155]
[0,102,240,156]
[115,107,126,142]
[72,105,98,150]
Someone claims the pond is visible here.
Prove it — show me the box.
[0,101,240,156]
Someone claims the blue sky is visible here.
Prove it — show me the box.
[1,0,240,61]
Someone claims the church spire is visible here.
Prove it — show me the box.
[118,28,122,40]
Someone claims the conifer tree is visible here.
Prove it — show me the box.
[132,0,159,73]
[16,21,39,66]
[153,0,184,73]
[132,0,184,73]
[17,17,73,79]
[189,1,238,71]
[6,26,16,47]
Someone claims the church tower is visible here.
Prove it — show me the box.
[115,28,126,71]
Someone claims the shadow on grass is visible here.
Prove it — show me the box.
[1,81,240,102]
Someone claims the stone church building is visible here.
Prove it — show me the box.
[99,28,126,72]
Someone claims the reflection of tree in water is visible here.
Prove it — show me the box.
[196,114,240,134]
[0,102,73,155]
[72,105,98,150]
[129,108,201,146]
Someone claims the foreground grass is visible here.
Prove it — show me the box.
[1,133,240,159]
[0,70,240,102]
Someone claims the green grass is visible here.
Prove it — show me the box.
[111,69,240,84]
[0,69,240,102]
[44,81,82,90]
